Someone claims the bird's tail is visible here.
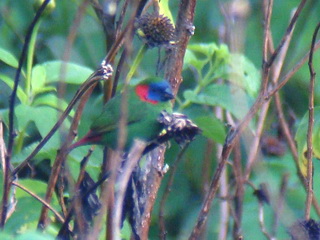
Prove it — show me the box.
[68,131,102,151]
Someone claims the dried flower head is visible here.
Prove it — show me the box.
[135,13,175,48]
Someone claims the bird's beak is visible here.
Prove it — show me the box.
[164,88,175,100]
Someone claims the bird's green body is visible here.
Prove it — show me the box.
[71,78,174,151]
[90,91,172,150]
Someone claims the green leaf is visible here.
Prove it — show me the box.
[193,116,226,143]
[0,231,14,240]
[188,43,219,58]
[214,44,229,61]
[33,86,57,96]
[0,47,19,68]
[0,73,28,104]
[31,64,46,94]
[227,54,261,96]
[40,60,94,84]
[11,142,57,165]
[295,106,320,177]
[15,104,70,148]
[183,49,208,71]
[184,43,230,86]
[183,84,253,120]
[159,0,174,24]
[32,94,75,117]
[15,232,54,240]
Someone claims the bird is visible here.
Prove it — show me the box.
[69,77,174,151]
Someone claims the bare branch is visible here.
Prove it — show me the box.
[305,21,320,220]
[113,140,146,238]
[12,181,65,225]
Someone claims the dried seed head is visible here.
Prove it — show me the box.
[135,13,175,48]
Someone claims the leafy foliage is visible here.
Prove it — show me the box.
[1,0,320,239]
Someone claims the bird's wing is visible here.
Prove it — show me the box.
[90,93,151,134]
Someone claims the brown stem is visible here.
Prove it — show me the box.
[232,138,243,239]
[12,181,65,224]
[258,201,274,240]
[1,0,51,228]
[12,73,103,176]
[73,148,94,237]
[189,128,235,240]
[57,148,94,238]
[215,106,229,240]
[267,39,320,98]
[189,1,309,238]
[37,81,96,229]
[305,21,320,220]
[267,0,307,67]
[261,0,273,94]
[113,140,146,238]
[138,0,197,238]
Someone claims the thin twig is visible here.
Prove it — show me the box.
[37,67,111,229]
[0,121,6,180]
[73,148,94,237]
[159,144,189,240]
[189,127,235,240]
[258,201,275,240]
[245,7,296,180]
[189,1,309,238]
[57,148,94,238]
[6,0,50,157]
[12,181,65,224]
[0,0,50,228]
[55,0,90,221]
[269,10,320,217]
[215,106,229,240]
[11,19,130,176]
[105,5,138,239]
[38,4,113,224]
[59,0,90,100]
[12,74,103,176]
[87,4,140,239]
[305,21,320,220]
[113,140,146,239]
[232,138,243,239]
[261,0,273,93]
[244,0,274,179]
[267,0,307,67]
[267,39,320,98]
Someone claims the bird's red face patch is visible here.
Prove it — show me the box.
[135,85,158,104]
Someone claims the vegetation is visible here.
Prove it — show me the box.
[1,0,320,239]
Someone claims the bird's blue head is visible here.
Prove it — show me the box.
[136,79,174,104]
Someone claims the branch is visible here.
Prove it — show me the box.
[267,0,307,67]
[12,181,65,224]
[113,140,146,238]
[1,0,51,228]
[189,1,308,238]
[305,21,320,220]
[138,0,197,239]
[12,18,130,175]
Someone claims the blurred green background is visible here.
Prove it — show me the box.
[1,0,320,239]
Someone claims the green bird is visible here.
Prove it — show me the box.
[69,78,174,151]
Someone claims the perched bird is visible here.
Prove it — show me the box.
[69,78,174,151]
